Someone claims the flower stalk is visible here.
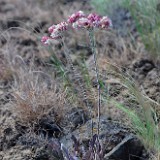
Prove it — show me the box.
[88,29,101,138]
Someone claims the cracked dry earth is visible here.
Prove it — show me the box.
[0,0,159,159]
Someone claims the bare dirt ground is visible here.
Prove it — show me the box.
[0,0,159,159]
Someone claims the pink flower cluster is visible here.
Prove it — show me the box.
[72,13,112,29]
[41,21,69,45]
[68,11,85,24]
[41,11,112,45]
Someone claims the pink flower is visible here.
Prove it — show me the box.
[99,16,112,29]
[87,13,102,28]
[49,22,68,39]
[87,13,102,22]
[57,22,69,31]
[72,17,93,29]
[70,12,112,30]
[68,11,85,24]
[41,36,51,45]
[48,25,56,33]
[41,11,112,45]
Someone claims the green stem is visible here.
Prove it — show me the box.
[88,30,101,137]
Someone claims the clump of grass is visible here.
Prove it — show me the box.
[94,48,159,157]
[11,59,67,126]
[108,63,160,157]
[0,20,69,126]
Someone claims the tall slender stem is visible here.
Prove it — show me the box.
[88,30,101,137]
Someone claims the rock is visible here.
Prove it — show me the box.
[104,135,145,160]
[61,117,147,159]
[61,117,126,150]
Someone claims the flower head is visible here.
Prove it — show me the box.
[49,21,69,39]
[72,17,93,29]
[68,11,85,24]
[88,13,101,22]
[87,13,101,28]
[48,25,56,33]
[41,36,52,45]
[70,12,112,30]
[57,22,69,31]
[41,11,112,44]
[99,16,112,29]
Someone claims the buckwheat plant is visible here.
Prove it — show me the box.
[42,11,112,142]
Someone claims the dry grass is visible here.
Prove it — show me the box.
[11,65,67,125]
[0,11,69,128]
[0,40,67,126]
